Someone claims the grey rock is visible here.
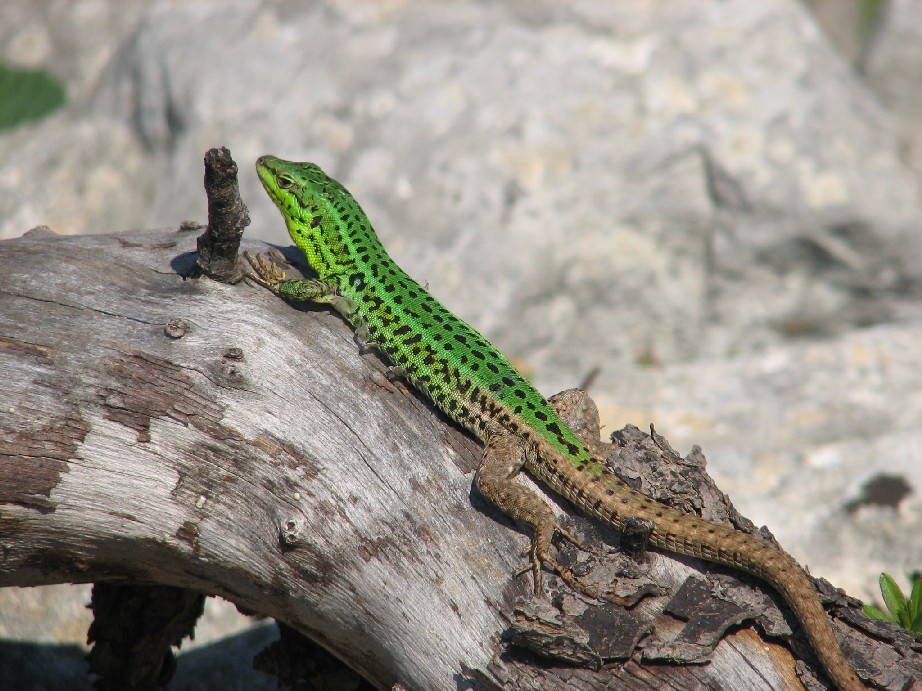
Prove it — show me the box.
[863,0,922,203]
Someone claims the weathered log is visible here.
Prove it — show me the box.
[0,219,917,689]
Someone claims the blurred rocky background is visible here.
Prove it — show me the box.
[2,0,921,687]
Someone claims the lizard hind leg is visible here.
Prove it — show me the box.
[475,428,602,601]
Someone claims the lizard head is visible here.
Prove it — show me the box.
[256,155,378,277]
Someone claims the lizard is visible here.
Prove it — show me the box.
[243,155,864,690]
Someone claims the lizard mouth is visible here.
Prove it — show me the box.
[256,155,287,207]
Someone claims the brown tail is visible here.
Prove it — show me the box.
[537,453,864,690]
[761,554,863,691]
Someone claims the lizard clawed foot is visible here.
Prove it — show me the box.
[553,524,590,553]
[243,250,287,293]
[514,523,614,603]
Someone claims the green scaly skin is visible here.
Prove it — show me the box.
[246,156,863,691]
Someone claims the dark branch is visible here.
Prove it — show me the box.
[194,146,250,282]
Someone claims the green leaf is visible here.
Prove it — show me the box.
[910,574,922,619]
[909,610,922,633]
[863,604,894,623]
[879,573,907,622]
[909,576,922,633]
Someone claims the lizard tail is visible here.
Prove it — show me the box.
[535,454,864,690]
[762,559,864,691]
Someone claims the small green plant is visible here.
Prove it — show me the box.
[0,63,66,131]
[863,572,922,633]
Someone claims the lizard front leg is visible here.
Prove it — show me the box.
[244,251,374,350]
[475,427,596,599]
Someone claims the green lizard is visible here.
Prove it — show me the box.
[244,155,863,691]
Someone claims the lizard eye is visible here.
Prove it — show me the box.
[277,174,296,190]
